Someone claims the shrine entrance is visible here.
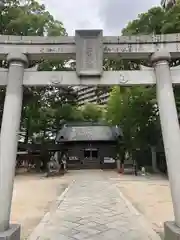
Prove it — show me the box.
[84,148,99,160]
[0,30,180,239]
[83,148,99,169]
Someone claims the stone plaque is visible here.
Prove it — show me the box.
[75,30,103,77]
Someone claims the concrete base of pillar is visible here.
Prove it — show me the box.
[0,225,20,240]
[164,221,180,240]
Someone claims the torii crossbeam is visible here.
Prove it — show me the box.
[1,67,180,86]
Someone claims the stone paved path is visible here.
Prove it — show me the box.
[29,170,161,240]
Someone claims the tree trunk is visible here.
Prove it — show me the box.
[43,123,46,142]
[24,118,30,144]
[24,126,29,144]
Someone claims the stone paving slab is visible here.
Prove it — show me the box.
[29,170,161,240]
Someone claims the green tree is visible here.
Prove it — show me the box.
[0,0,66,36]
[0,0,79,144]
[21,85,79,143]
[81,103,104,122]
[122,7,165,35]
[122,2,180,36]
[121,2,180,152]
[106,86,158,154]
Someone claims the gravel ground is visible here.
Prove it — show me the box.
[11,173,70,239]
[109,173,174,239]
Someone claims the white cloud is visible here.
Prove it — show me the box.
[98,0,160,34]
[40,0,160,35]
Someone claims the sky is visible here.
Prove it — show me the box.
[40,0,160,35]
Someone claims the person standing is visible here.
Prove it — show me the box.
[61,152,68,173]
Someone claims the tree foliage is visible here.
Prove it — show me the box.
[106,86,159,151]
[0,0,66,36]
[106,3,180,154]
[122,2,180,36]
[80,103,104,122]
[0,0,79,143]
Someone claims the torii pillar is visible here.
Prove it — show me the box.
[151,50,180,239]
[0,52,28,239]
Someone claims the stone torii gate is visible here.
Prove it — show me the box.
[0,30,180,239]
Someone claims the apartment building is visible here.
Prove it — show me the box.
[76,86,110,106]
[161,0,176,7]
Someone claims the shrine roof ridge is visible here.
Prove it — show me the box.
[56,123,123,142]
[1,32,180,45]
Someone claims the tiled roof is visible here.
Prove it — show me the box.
[56,124,122,142]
